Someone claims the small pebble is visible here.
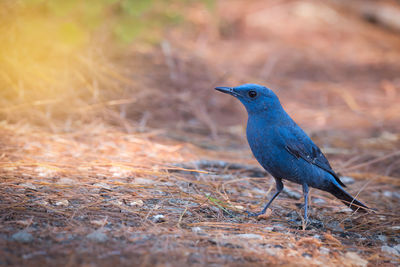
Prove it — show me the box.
[337,207,353,213]
[54,199,69,207]
[377,235,388,243]
[152,214,166,223]
[191,227,203,233]
[12,231,34,243]
[340,176,355,184]
[87,231,108,243]
[22,250,46,260]
[272,224,286,231]
[320,247,330,255]
[127,199,144,207]
[383,191,392,198]
[90,219,107,226]
[283,188,301,199]
[312,198,326,204]
[112,199,124,206]
[93,183,111,190]
[381,245,399,256]
[57,178,75,185]
[392,192,400,199]
[134,178,154,185]
[378,215,387,221]
[302,252,312,259]
[19,183,37,190]
[236,234,263,240]
[265,248,278,256]
[326,221,344,233]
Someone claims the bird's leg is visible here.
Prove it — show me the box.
[302,184,309,223]
[246,178,283,217]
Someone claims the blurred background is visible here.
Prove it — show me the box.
[1,0,399,140]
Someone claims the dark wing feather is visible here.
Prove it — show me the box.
[285,140,346,187]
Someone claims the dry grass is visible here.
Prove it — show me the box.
[0,121,399,266]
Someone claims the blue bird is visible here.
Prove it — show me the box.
[215,84,369,222]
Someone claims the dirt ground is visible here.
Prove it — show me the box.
[1,0,400,266]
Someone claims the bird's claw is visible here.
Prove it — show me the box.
[245,210,263,217]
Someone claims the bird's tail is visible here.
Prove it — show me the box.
[329,183,370,212]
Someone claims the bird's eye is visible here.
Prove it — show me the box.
[248,90,257,98]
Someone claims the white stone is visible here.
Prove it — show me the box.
[87,231,108,243]
[236,234,263,240]
[152,214,165,223]
[12,231,34,243]
[381,246,399,256]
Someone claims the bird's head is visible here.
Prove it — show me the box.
[215,83,282,115]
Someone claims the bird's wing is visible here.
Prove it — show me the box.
[282,129,346,187]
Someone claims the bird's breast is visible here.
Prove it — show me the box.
[246,121,280,171]
[246,121,303,182]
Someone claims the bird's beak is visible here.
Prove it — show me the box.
[215,87,234,95]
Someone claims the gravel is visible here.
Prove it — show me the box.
[86,231,108,243]
[11,231,34,243]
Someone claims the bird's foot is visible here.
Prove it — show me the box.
[245,210,264,217]
[301,216,309,230]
